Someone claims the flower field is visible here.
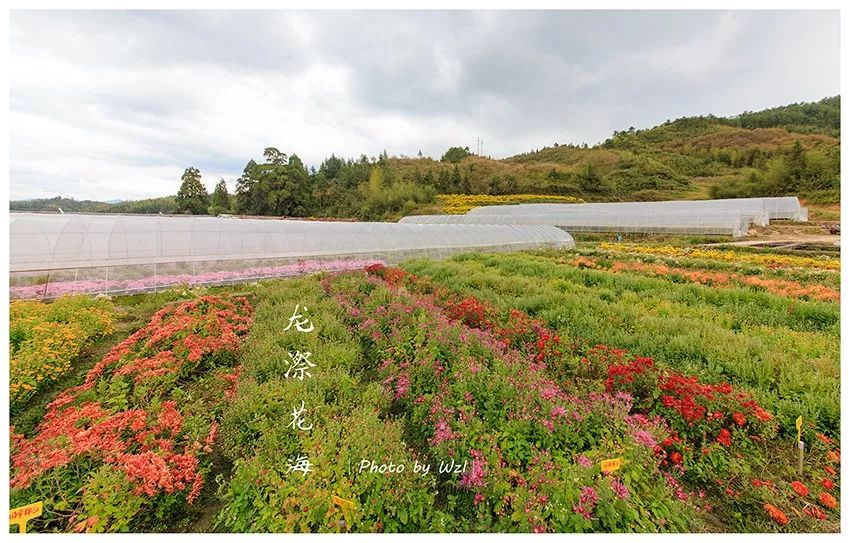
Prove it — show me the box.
[10,258,382,300]
[7,242,841,533]
[10,296,115,409]
[437,194,583,214]
[10,295,252,532]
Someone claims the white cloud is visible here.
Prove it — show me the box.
[9,10,840,201]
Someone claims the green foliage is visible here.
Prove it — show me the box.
[209,179,231,215]
[216,278,443,532]
[235,149,314,216]
[359,167,436,220]
[401,252,839,435]
[731,96,840,136]
[710,141,840,200]
[176,167,210,215]
[441,146,472,163]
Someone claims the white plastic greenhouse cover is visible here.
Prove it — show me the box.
[399,213,752,237]
[467,197,808,221]
[9,213,574,298]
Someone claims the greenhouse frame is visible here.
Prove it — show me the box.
[399,212,754,237]
[9,213,575,299]
[466,197,808,221]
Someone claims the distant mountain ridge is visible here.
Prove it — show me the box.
[11,96,840,217]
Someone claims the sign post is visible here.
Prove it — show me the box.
[9,501,43,534]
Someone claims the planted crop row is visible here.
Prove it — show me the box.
[598,243,840,271]
[437,193,582,214]
[400,253,840,434]
[558,246,840,290]
[10,296,115,409]
[322,269,696,532]
[559,256,839,303]
[9,295,252,532]
[215,277,444,532]
[359,265,840,532]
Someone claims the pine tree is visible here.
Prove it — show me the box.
[209,179,230,215]
[176,167,210,215]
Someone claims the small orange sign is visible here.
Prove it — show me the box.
[601,458,623,474]
[331,495,356,528]
[10,501,43,533]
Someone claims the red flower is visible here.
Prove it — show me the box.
[669,451,683,465]
[821,478,834,490]
[716,428,732,447]
[763,503,788,526]
[818,492,838,510]
[732,412,747,426]
[816,433,832,445]
[790,481,809,498]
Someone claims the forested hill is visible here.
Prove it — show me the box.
[11,96,839,220]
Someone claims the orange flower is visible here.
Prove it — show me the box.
[790,481,809,498]
[763,503,789,526]
[821,479,834,490]
[732,412,747,426]
[816,433,832,445]
[818,492,838,510]
[827,450,840,463]
[825,466,836,477]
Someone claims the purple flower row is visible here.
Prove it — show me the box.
[11,259,384,299]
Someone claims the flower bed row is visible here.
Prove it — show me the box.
[215,277,442,532]
[363,263,840,532]
[400,253,839,434]
[323,269,695,532]
[598,243,840,271]
[563,256,839,303]
[10,259,384,299]
[10,295,252,532]
[10,296,115,409]
[437,193,582,214]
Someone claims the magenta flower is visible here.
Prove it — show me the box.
[431,419,454,445]
[460,450,487,489]
[610,478,630,500]
[633,429,657,449]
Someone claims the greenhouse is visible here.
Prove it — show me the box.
[9,213,575,299]
[399,212,755,237]
[466,196,808,221]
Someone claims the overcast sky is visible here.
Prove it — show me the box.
[9,10,840,201]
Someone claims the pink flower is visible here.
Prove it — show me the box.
[459,450,487,489]
[633,430,657,449]
[431,419,454,445]
[577,455,593,468]
[474,493,485,506]
[573,486,599,518]
[610,478,630,500]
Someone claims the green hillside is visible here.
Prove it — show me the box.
[12,96,840,219]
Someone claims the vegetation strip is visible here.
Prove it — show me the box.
[10,295,252,532]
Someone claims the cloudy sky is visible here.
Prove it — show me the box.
[9,10,840,201]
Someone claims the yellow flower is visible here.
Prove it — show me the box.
[437,193,583,214]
